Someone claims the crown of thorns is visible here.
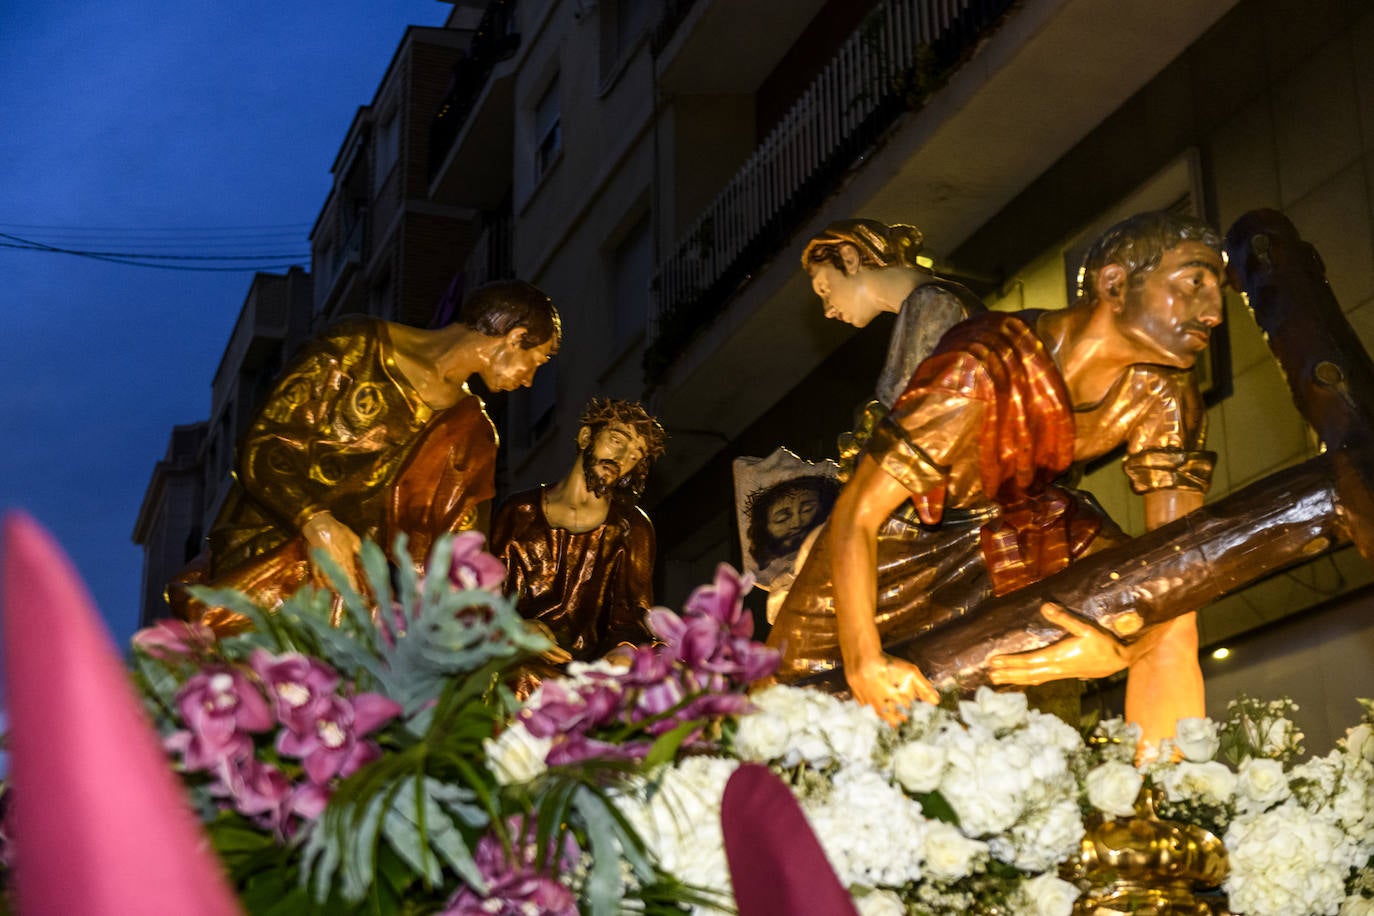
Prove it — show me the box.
[579,398,667,460]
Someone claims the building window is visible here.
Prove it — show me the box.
[600,0,650,84]
[374,111,400,194]
[533,78,561,183]
[610,213,652,348]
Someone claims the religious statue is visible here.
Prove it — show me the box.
[801,219,985,478]
[769,211,1224,750]
[172,280,560,631]
[491,397,667,667]
[733,219,985,621]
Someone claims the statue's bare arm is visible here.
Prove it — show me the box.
[830,455,939,723]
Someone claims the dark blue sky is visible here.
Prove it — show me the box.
[1,2,450,647]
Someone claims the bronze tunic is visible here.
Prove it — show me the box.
[491,489,655,661]
[768,311,1214,683]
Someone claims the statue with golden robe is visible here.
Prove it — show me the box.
[492,398,666,666]
[173,280,560,630]
[769,211,1223,750]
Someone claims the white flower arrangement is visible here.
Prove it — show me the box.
[497,666,1374,916]
[717,688,1373,914]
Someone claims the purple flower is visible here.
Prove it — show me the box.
[165,666,273,772]
[248,649,341,733]
[619,644,674,686]
[211,758,329,839]
[545,733,654,766]
[646,565,779,686]
[276,692,401,785]
[132,619,217,661]
[520,681,623,739]
[449,531,507,593]
[682,563,756,636]
[631,671,687,722]
[440,817,580,916]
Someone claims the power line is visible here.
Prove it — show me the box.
[1,240,309,261]
[0,233,309,273]
[0,224,311,250]
[0,221,313,231]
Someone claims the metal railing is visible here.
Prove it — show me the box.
[428,0,521,182]
[646,0,1016,381]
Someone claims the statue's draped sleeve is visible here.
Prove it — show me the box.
[206,318,431,579]
[235,319,428,536]
[1072,364,1215,495]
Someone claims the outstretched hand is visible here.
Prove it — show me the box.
[987,602,1131,685]
[848,653,939,725]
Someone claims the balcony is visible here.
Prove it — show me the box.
[312,196,369,320]
[428,0,521,208]
[646,0,1015,383]
[652,0,830,96]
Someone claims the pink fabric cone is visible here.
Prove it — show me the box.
[721,763,859,916]
[1,511,241,915]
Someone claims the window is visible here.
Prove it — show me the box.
[374,111,400,194]
[610,213,652,347]
[533,78,561,183]
[599,0,650,83]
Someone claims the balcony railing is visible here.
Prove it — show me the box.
[428,0,521,182]
[646,0,1016,383]
[314,206,367,318]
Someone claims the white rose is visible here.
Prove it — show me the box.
[483,723,552,785]
[1172,717,1220,762]
[1346,723,1374,764]
[1085,762,1143,817]
[733,709,791,762]
[959,686,1028,733]
[854,889,906,916]
[1014,873,1079,916]
[940,738,1030,836]
[921,821,987,881]
[892,740,947,794]
[1341,895,1374,916]
[819,700,883,771]
[1160,760,1237,805]
[1236,757,1290,811]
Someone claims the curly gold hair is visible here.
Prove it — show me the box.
[801,219,925,274]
